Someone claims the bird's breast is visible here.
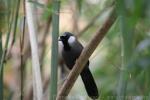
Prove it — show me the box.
[62,50,80,70]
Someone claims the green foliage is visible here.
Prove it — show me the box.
[28,0,53,20]
[76,0,83,13]
[0,0,7,32]
[82,0,150,99]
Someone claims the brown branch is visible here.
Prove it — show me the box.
[56,6,117,100]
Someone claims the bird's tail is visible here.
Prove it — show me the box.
[81,67,99,99]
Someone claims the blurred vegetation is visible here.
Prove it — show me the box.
[0,0,150,100]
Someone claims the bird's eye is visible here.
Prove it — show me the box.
[62,33,67,37]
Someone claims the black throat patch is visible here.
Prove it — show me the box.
[60,34,73,51]
[63,40,71,51]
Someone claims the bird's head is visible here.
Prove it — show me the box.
[59,32,76,48]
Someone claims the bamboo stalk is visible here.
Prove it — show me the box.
[50,0,60,100]
[25,1,43,100]
[0,32,3,99]
[20,8,26,100]
[56,6,116,100]
[20,1,26,99]
[116,0,133,99]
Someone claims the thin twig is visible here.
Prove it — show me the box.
[39,16,52,72]
[20,1,26,99]
[56,6,117,100]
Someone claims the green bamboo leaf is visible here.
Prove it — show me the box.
[42,2,53,20]
[77,0,83,13]
[28,0,53,19]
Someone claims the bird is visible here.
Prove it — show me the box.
[58,32,99,99]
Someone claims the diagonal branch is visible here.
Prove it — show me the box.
[56,6,117,100]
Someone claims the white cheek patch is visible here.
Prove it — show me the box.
[68,36,76,44]
[58,41,64,51]
[58,41,63,59]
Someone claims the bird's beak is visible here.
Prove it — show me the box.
[59,36,65,41]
